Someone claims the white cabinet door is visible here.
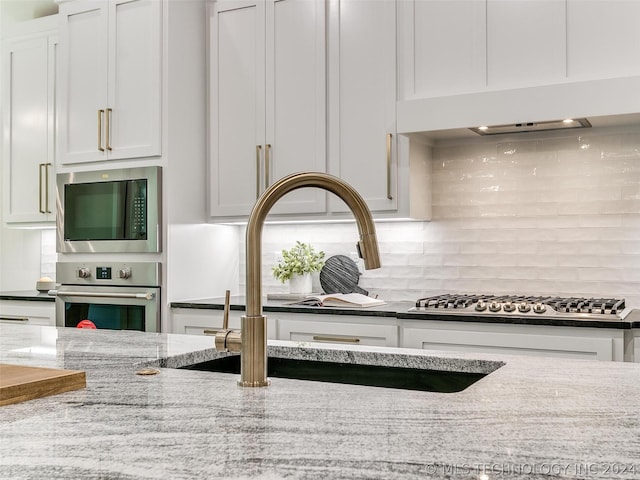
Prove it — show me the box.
[407,0,486,99]
[106,0,162,161]
[209,0,326,219]
[209,0,265,217]
[487,0,566,89]
[266,0,326,215]
[58,0,161,165]
[2,33,57,225]
[402,320,625,362]
[567,0,640,80]
[58,0,108,164]
[0,301,56,327]
[328,0,397,214]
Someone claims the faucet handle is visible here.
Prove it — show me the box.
[223,289,230,330]
[215,290,241,353]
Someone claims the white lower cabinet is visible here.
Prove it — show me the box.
[0,301,56,327]
[401,320,625,362]
[275,313,398,348]
[633,330,640,364]
[171,308,276,339]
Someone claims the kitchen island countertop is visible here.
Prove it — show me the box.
[1,324,639,479]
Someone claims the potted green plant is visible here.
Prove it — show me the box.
[272,241,325,294]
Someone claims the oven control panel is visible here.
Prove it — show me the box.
[57,262,161,287]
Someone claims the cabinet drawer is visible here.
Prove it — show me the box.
[171,308,276,339]
[277,317,398,347]
[401,321,625,362]
[0,301,55,326]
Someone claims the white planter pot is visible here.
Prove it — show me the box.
[289,273,312,294]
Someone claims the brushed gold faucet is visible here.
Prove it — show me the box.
[214,172,382,387]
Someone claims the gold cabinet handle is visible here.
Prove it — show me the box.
[106,108,112,151]
[38,163,45,213]
[386,133,393,200]
[264,144,271,189]
[45,163,52,213]
[203,329,221,336]
[98,109,105,151]
[256,145,262,199]
[312,335,361,344]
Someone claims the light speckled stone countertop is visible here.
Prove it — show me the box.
[1,324,639,479]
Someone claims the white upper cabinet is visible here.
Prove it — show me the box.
[328,0,430,220]
[328,0,397,214]
[58,0,162,164]
[397,0,640,133]
[209,0,326,219]
[487,0,566,89]
[566,0,640,80]
[402,0,486,99]
[2,24,58,225]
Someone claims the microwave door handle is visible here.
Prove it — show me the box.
[57,291,155,300]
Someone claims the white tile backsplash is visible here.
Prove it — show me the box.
[40,230,56,281]
[242,127,640,308]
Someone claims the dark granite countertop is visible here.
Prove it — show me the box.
[1,324,639,479]
[0,290,56,302]
[171,295,411,318]
[172,296,640,328]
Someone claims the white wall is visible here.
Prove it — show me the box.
[247,126,640,308]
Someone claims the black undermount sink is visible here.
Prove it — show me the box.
[181,354,501,393]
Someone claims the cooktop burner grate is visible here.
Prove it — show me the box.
[415,294,625,316]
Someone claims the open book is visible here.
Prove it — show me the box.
[289,292,386,308]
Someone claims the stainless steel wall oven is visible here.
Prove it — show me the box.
[56,262,161,332]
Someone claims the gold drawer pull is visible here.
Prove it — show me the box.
[203,329,221,336]
[312,335,360,344]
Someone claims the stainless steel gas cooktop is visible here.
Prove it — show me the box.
[409,294,629,322]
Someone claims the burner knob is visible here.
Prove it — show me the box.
[503,301,516,312]
[475,300,487,312]
[489,301,502,312]
[533,303,547,314]
[518,302,531,313]
[77,267,91,279]
[118,267,132,279]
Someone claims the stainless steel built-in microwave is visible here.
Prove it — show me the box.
[56,166,162,253]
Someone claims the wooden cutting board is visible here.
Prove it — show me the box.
[0,363,86,407]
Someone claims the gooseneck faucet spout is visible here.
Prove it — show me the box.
[215,172,381,387]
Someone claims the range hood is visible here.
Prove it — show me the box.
[469,118,591,136]
[396,75,640,142]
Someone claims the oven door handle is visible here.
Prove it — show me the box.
[57,291,155,300]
